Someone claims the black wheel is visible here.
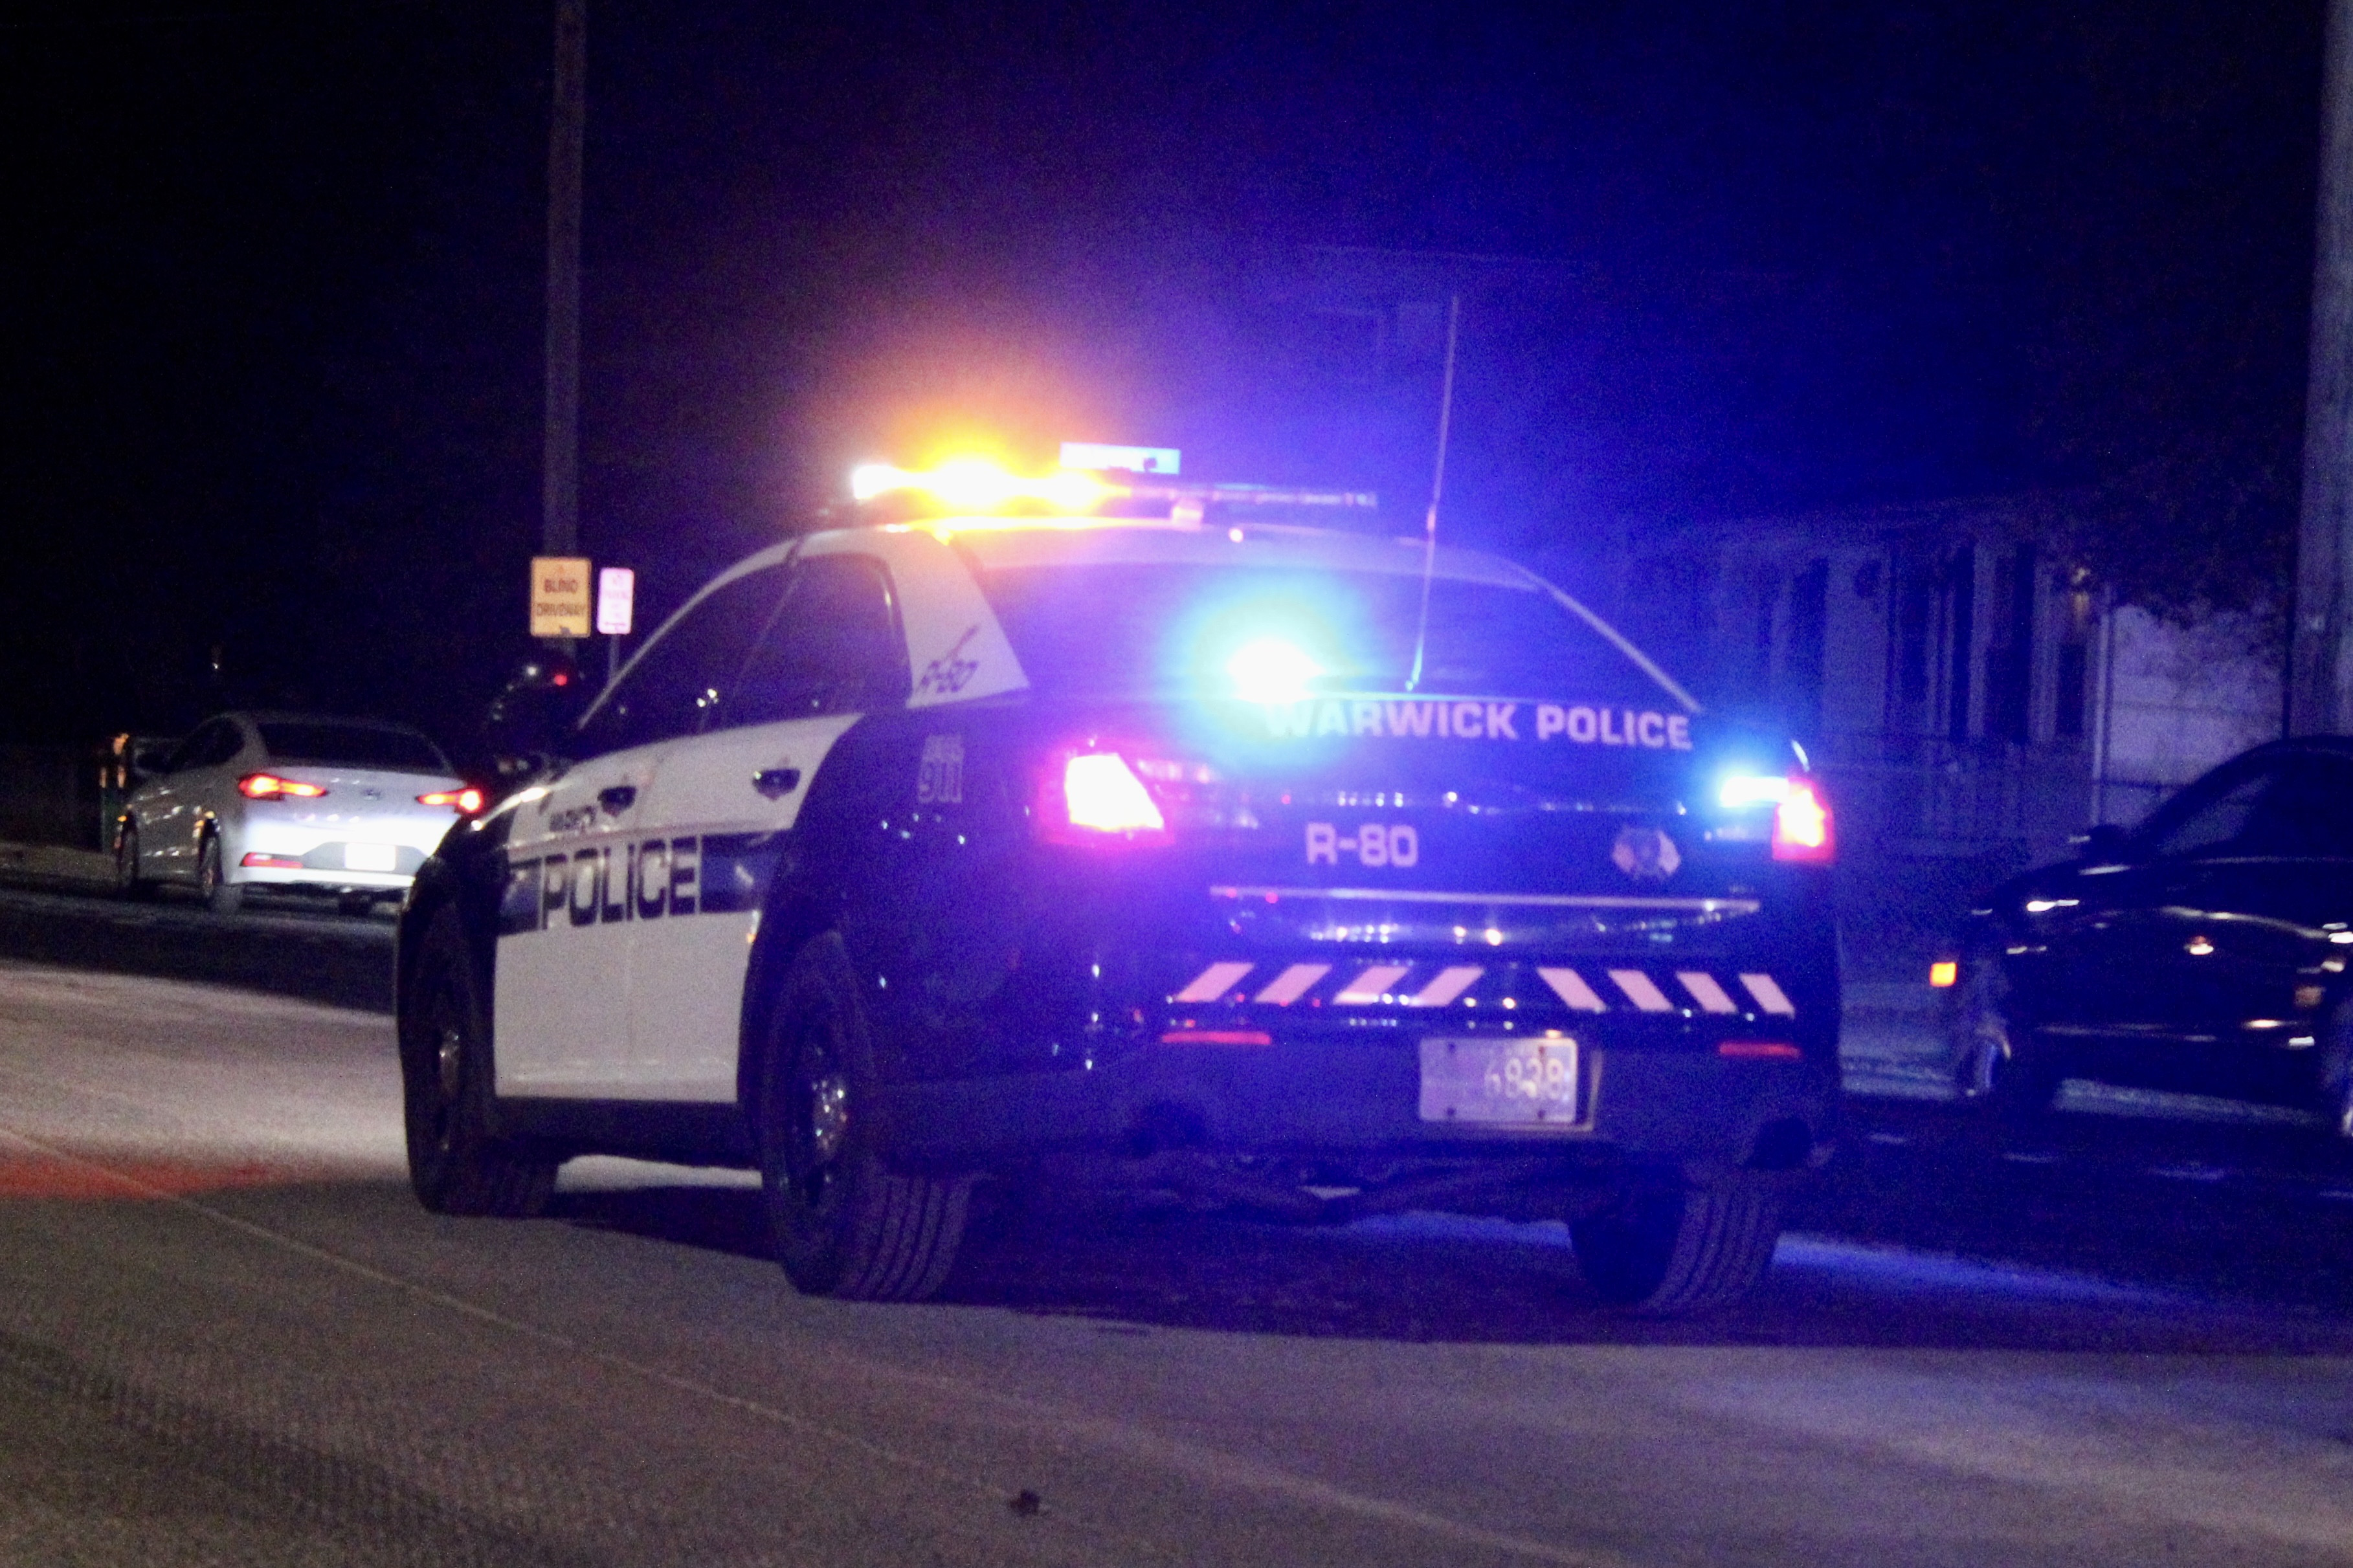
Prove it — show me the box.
[399,905,557,1217]
[755,932,970,1301]
[1950,955,2060,1130]
[113,819,154,900]
[2318,995,2353,1147]
[195,832,242,916]
[1569,1173,1783,1314]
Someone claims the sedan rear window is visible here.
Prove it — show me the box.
[977,564,1664,701]
[256,722,448,773]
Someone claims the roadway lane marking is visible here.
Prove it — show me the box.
[0,1123,1636,1568]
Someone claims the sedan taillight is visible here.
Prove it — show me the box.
[238,773,328,800]
[418,788,485,815]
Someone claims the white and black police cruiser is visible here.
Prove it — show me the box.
[397,461,1840,1312]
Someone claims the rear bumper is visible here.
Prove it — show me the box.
[873,1025,1840,1172]
[855,862,1840,1175]
[234,865,414,894]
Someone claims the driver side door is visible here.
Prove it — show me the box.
[493,564,792,1099]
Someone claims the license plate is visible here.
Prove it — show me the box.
[344,842,397,872]
[1418,1036,1583,1127]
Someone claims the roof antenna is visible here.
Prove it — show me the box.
[1405,293,1461,692]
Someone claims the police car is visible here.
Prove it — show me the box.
[396,463,1840,1312]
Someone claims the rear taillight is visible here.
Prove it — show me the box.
[1771,776,1834,863]
[238,773,328,801]
[418,788,485,815]
[1036,749,1171,846]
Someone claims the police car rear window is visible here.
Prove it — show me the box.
[977,564,1664,700]
[256,723,448,773]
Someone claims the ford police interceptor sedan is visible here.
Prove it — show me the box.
[397,496,1840,1312]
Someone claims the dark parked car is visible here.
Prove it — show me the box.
[1946,737,2353,1138]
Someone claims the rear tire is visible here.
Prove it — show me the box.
[196,833,242,916]
[755,933,970,1301]
[399,906,556,1217]
[113,820,153,900]
[1570,1173,1783,1314]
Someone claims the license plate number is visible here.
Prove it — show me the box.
[344,843,397,871]
[1418,1036,1583,1127]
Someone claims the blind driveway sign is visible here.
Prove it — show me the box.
[530,556,592,638]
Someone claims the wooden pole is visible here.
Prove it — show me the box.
[541,0,585,567]
[2293,0,2353,733]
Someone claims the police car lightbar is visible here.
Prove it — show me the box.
[1122,481,1378,512]
[849,459,1375,519]
[850,460,1113,513]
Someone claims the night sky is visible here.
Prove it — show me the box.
[2,0,2324,756]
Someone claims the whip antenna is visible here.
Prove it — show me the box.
[1405,293,1461,692]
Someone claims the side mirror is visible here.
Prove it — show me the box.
[484,654,586,776]
[131,743,173,777]
[2073,823,2128,862]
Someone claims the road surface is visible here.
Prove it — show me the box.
[1,900,2351,1563]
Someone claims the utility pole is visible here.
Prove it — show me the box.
[541,0,586,585]
[2293,0,2353,734]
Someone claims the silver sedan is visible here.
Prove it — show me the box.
[114,711,476,914]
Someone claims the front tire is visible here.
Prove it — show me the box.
[1950,955,2060,1130]
[1570,1173,1783,1314]
[754,933,970,1301]
[399,905,556,1217]
[195,832,242,916]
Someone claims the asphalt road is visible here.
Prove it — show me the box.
[2,895,2352,1563]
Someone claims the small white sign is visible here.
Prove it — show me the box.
[596,567,635,635]
[344,842,397,872]
[1059,442,1180,475]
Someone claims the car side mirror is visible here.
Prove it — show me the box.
[484,654,586,777]
[2073,823,2128,862]
[131,744,173,777]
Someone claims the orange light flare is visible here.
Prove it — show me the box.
[1770,777,1835,863]
[0,1153,296,1201]
[849,458,1117,515]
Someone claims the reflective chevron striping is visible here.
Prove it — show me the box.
[1406,966,1484,1007]
[1255,963,1332,1005]
[1333,964,1412,1004]
[1608,969,1675,1012]
[1740,972,1797,1016]
[1538,967,1609,1011]
[1174,958,1795,1017]
[1174,962,1255,1003]
[1677,971,1739,1014]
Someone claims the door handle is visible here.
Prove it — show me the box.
[597,784,638,813]
[753,767,801,799]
